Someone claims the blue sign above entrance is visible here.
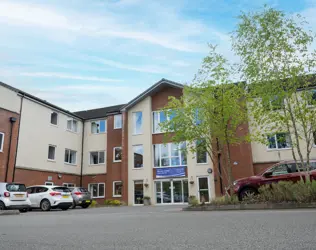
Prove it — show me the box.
[156,167,186,178]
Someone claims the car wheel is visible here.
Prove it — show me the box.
[70,202,76,209]
[81,204,90,209]
[19,208,28,213]
[0,201,6,210]
[40,200,51,211]
[239,187,257,201]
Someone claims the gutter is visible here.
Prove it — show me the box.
[80,121,85,186]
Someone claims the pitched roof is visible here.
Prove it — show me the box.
[0,81,83,119]
[121,78,183,111]
[74,104,125,120]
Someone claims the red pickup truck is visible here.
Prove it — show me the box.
[232,160,316,200]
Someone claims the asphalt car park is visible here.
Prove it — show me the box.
[1,206,316,250]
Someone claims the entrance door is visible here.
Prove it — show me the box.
[197,177,210,203]
[173,180,183,203]
[162,181,172,204]
[134,181,144,205]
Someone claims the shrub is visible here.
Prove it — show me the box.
[210,195,239,206]
[188,196,199,206]
[143,196,151,200]
[104,199,121,206]
[90,200,98,207]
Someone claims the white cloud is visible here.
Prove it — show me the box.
[19,72,123,82]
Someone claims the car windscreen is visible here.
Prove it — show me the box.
[6,184,26,192]
[52,187,71,192]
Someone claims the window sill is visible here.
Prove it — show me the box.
[47,159,56,162]
[133,167,144,170]
[152,132,165,135]
[64,162,77,166]
[66,129,79,134]
[113,195,122,198]
[133,133,143,136]
[196,162,208,165]
[50,124,58,128]
[114,127,122,130]
[89,163,105,166]
[91,132,107,135]
[92,196,105,199]
[113,160,122,163]
[153,165,187,169]
[266,148,292,152]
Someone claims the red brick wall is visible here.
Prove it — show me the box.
[0,108,20,182]
[151,86,183,111]
[14,168,80,186]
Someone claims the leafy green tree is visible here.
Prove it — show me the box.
[233,6,316,179]
[160,46,248,192]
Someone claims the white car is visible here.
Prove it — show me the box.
[26,185,73,211]
[0,182,31,212]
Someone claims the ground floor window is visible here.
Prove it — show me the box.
[0,132,4,152]
[63,183,75,188]
[197,177,210,203]
[88,183,105,198]
[155,179,188,204]
[45,182,54,186]
[134,181,144,205]
[113,181,122,197]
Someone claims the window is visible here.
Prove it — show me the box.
[50,112,58,125]
[88,183,105,198]
[113,181,122,197]
[133,112,143,134]
[114,114,122,129]
[0,132,4,152]
[197,177,210,203]
[45,182,54,186]
[63,183,75,188]
[48,145,56,161]
[307,89,316,105]
[196,139,207,164]
[91,120,106,134]
[153,111,167,133]
[113,147,122,162]
[267,133,291,150]
[133,145,143,168]
[67,118,78,133]
[154,142,187,168]
[263,96,284,111]
[64,149,77,164]
[90,151,105,165]
[313,131,316,145]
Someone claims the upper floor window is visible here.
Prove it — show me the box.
[114,114,122,129]
[90,151,105,165]
[133,145,143,168]
[196,139,207,164]
[154,142,186,168]
[50,112,58,125]
[307,89,316,105]
[0,132,4,152]
[91,120,106,134]
[64,149,77,165]
[263,96,284,111]
[153,110,175,133]
[133,112,143,135]
[113,147,122,162]
[267,132,291,150]
[67,118,78,133]
[48,145,56,161]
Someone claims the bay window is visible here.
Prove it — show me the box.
[154,142,186,167]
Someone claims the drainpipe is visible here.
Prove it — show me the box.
[12,94,24,182]
[80,122,85,187]
[5,117,17,182]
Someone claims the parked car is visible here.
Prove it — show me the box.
[0,182,31,212]
[232,160,316,200]
[26,185,73,211]
[69,187,92,209]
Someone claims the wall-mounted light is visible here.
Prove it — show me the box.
[189,176,194,185]
[144,178,149,188]
[58,173,62,179]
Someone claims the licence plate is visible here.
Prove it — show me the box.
[62,195,69,198]
[14,194,24,197]
[85,200,91,203]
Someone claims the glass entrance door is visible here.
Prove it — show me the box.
[197,177,210,203]
[162,181,172,204]
[173,180,183,203]
[155,179,188,204]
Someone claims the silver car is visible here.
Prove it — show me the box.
[69,187,92,209]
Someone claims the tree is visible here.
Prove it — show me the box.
[160,46,248,192]
[232,6,316,179]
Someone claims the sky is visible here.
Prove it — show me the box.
[0,0,315,111]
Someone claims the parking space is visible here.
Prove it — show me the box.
[1,207,316,250]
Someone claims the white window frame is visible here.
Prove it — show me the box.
[113,147,122,162]
[133,111,143,135]
[63,183,75,187]
[114,114,122,129]
[196,140,208,164]
[88,183,105,198]
[133,145,144,169]
[267,133,291,151]
[67,118,78,133]
[152,110,174,134]
[50,111,58,126]
[113,181,123,197]
[64,149,77,165]
[91,120,107,134]
[45,182,54,186]
[153,142,187,168]
[197,176,211,204]
[89,151,106,165]
[48,145,56,162]
[0,132,4,152]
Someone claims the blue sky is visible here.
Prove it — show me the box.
[0,0,315,111]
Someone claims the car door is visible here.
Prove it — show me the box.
[26,187,37,207]
[261,164,292,186]
[34,187,49,206]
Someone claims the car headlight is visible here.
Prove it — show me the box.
[233,181,238,186]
